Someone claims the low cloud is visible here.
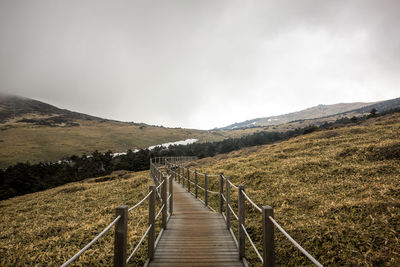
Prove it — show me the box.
[0,0,399,129]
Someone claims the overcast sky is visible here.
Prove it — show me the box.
[0,1,399,129]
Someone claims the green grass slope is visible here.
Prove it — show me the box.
[188,113,400,266]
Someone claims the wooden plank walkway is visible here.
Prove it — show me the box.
[149,181,244,267]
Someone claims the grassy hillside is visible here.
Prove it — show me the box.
[223,97,400,130]
[222,101,374,129]
[0,119,263,168]
[0,170,152,266]
[187,113,400,266]
[0,94,260,168]
[0,119,203,167]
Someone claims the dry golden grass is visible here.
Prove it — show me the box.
[0,119,261,168]
[187,113,400,266]
[0,170,157,266]
[2,113,399,266]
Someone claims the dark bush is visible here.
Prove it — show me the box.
[368,143,400,161]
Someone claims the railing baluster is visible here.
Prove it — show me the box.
[187,168,190,193]
[195,170,198,198]
[238,185,245,259]
[182,166,185,188]
[219,173,224,214]
[263,206,275,267]
[114,205,128,267]
[225,176,231,229]
[169,172,173,215]
[205,173,208,206]
[162,175,167,229]
[148,186,155,260]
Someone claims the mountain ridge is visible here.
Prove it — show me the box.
[0,93,119,125]
[221,97,400,129]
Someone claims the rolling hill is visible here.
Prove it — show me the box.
[0,94,254,168]
[1,94,399,168]
[222,97,400,129]
[0,93,102,124]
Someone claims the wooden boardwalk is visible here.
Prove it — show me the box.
[149,181,244,267]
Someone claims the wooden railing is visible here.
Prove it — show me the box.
[164,158,323,267]
[61,156,194,267]
[61,156,322,267]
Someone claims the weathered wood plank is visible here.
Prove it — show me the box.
[148,181,244,267]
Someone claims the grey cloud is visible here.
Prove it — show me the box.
[0,1,399,129]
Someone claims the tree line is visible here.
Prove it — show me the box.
[0,108,397,200]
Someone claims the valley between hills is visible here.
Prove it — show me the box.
[1,94,399,168]
[0,94,259,168]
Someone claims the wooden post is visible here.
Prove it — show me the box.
[238,185,245,259]
[114,205,128,267]
[225,176,231,229]
[181,166,185,188]
[187,168,190,193]
[205,173,208,206]
[162,175,167,229]
[158,171,162,196]
[148,186,156,260]
[219,173,224,213]
[263,206,275,267]
[194,170,198,198]
[169,173,173,215]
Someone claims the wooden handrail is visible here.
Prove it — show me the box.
[62,156,322,267]
[165,157,323,267]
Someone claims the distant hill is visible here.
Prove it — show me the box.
[221,97,400,129]
[0,93,102,124]
[0,94,249,168]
